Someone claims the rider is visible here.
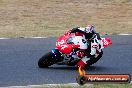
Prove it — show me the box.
[70,24,102,67]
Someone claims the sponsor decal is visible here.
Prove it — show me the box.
[84,74,131,83]
[77,67,131,85]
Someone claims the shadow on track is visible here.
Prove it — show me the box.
[38,65,110,72]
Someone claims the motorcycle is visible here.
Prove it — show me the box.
[38,30,112,68]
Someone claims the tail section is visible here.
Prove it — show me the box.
[101,37,112,48]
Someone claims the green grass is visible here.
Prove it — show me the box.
[0,0,132,38]
[31,84,132,88]
[93,84,132,88]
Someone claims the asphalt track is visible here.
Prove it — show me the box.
[0,35,132,87]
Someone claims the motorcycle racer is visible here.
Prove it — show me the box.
[38,24,112,68]
[70,25,102,67]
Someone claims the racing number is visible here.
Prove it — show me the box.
[57,40,65,46]
[56,40,68,50]
[103,39,108,46]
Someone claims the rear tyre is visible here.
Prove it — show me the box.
[38,52,55,68]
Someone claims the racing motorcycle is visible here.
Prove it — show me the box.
[38,31,112,68]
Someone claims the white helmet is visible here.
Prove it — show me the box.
[85,25,96,33]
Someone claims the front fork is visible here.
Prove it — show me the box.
[51,48,63,62]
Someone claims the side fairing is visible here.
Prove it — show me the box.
[72,36,88,49]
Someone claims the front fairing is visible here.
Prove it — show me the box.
[56,33,80,54]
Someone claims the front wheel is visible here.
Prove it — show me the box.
[38,52,56,68]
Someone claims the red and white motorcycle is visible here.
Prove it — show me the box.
[38,31,112,68]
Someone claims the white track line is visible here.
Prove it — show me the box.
[0,37,47,39]
[118,34,132,35]
[0,38,10,39]
[27,37,47,38]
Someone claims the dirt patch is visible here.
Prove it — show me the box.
[0,0,132,37]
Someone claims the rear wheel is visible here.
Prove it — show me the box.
[38,52,55,68]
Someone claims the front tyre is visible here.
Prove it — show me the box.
[38,52,55,68]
